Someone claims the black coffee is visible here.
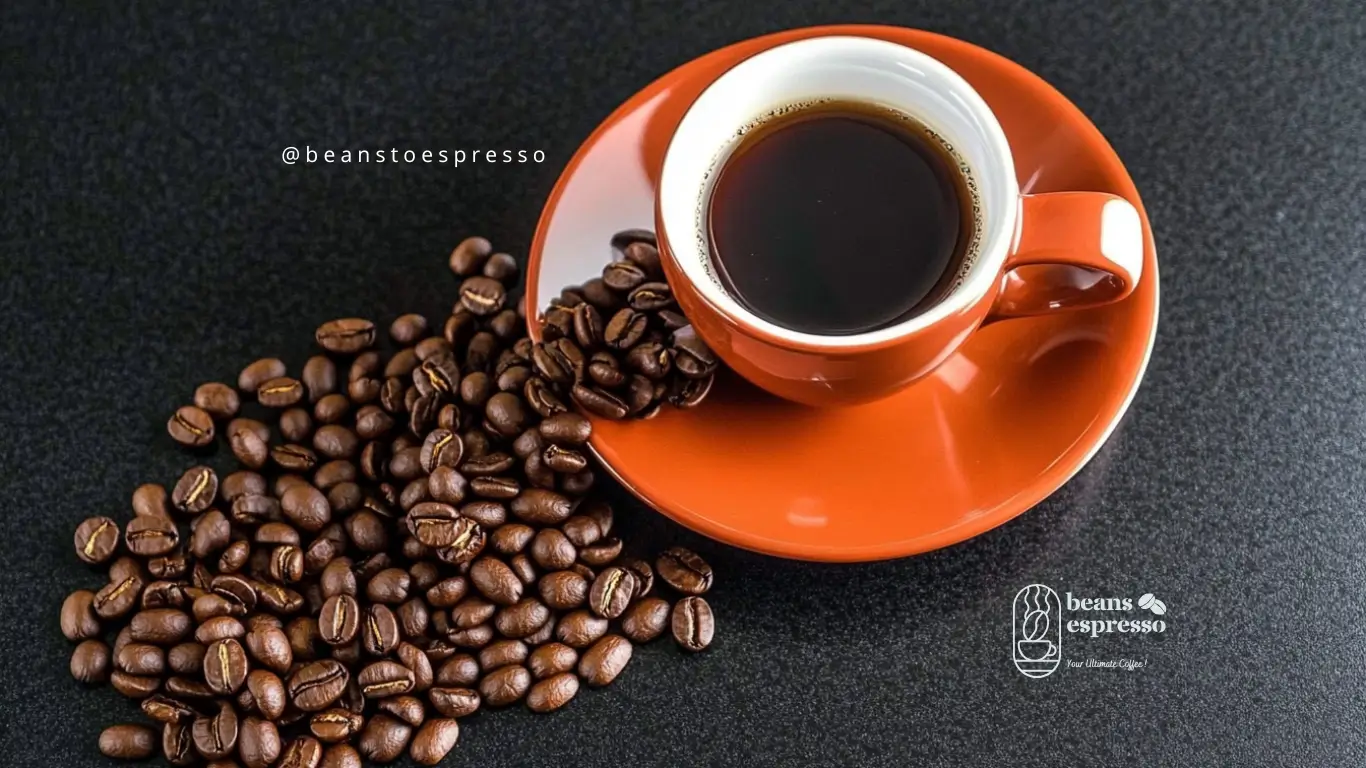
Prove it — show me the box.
[707,100,975,335]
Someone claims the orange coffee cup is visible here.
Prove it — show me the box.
[655,35,1143,407]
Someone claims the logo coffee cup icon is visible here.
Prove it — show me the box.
[1013,584,1061,678]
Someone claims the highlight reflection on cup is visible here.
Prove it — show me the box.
[1012,584,1061,678]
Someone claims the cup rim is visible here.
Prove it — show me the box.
[656,35,1020,352]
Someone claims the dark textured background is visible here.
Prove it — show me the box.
[3,0,1364,765]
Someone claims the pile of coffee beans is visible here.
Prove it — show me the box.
[62,232,717,766]
[537,229,718,417]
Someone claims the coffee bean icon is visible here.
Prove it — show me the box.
[1138,593,1168,615]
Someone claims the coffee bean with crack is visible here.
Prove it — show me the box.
[168,405,216,447]
[458,276,507,316]
[589,566,636,619]
[358,660,415,698]
[413,355,460,398]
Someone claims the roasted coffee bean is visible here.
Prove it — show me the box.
[289,660,349,711]
[381,349,419,381]
[405,502,462,549]
[480,392,524,438]
[543,444,588,474]
[270,545,305,583]
[470,476,520,499]
[99,724,158,760]
[526,643,576,681]
[376,377,405,414]
[357,714,412,764]
[167,642,207,675]
[602,259,648,292]
[672,596,714,651]
[560,516,601,548]
[358,660,415,699]
[488,524,533,556]
[450,596,496,629]
[524,376,568,418]
[523,451,556,490]
[142,694,197,724]
[311,425,358,461]
[627,281,673,311]
[362,604,401,656]
[402,718,457,766]
[239,716,282,768]
[257,376,305,409]
[310,708,364,743]
[321,744,362,768]
[384,313,426,345]
[461,451,516,477]
[538,411,592,446]
[172,466,218,514]
[611,228,657,253]
[275,409,310,445]
[427,466,468,505]
[419,577,467,610]
[196,616,246,644]
[539,570,589,610]
[626,341,672,379]
[570,383,629,419]
[228,494,275,527]
[457,371,493,409]
[435,654,480,687]
[414,429,460,473]
[622,597,671,643]
[275,485,329,534]
[256,581,306,615]
[204,638,249,694]
[625,374,656,415]
[254,522,300,547]
[395,642,432,692]
[470,557,523,605]
[287,616,326,661]
[190,509,231,558]
[428,686,480,718]
[589,566,636,619]
[75,516,120,564]
[509,553,537,584]
[497,364,533,393]
[129,608,191,644]
[71,638,112,683]
[398,479,430,513]
[96,568,145,619]
[347,407,391,443]
[345,509,389,553]
[372,695,424,728]
[273,443,319,473]
[604,308,648,350]
[124,514,179,557]
[358,442,390,484]
[555,609,608,649]
[482,249,519,281]
[459,275,507,316]
[588,353,628,388]
[579,277,618,310]
[239,358,286,394]
[190,701,239,760]
[446,623,494,649]
[449,236,493,276]
[477,639,527,671]
[168,405,216,447]
[479,665,531,707]
[578,634,632,687]
[415,337,454,364]
[319,559,358,599]
[316,318,377,354]
[579,537,623,566]
[526,672,579,713]
[298,356,338,403]
[149,553,191,580]
[530,343,571,386]
[411,354,460,400]
[494,598,551,638]
[511,488,572,525]
[530,529,577,570]
[366,568,411,604]
[109,669,161,698]
[318,595,360,646]
[248,669,287,720]
[657,547,714,594]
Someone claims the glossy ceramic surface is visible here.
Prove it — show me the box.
[526,25,1160,561]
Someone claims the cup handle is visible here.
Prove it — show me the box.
[987,192,1144,320]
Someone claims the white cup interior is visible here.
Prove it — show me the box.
[658,36,1019,347]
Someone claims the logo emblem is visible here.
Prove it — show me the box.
[1013,584,1061,678]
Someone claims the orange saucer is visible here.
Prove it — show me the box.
[526,26,1159,562]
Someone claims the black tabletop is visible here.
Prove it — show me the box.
[4,1,1364,765]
